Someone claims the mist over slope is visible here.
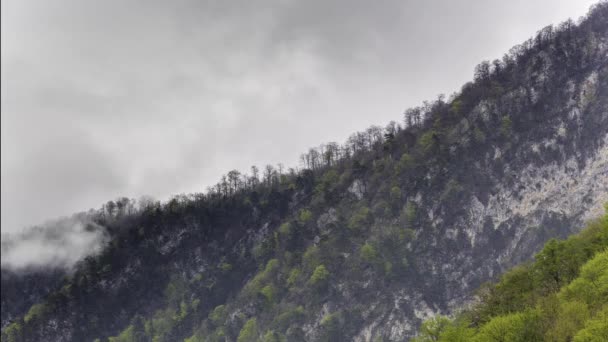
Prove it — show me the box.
[1,216,109,271]
[2,2,608,341]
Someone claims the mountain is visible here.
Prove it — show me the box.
[2,2,608,341]
[413,209,608,342]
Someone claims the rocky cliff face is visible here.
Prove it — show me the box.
[2,3,608,342]
[369,87,608,341]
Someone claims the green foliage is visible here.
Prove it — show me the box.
[1,322,23,342]
[191,298,201,311]
[286,268,301,287]
[474,309,542,342]
[573,305,608,342]
[184,334,204,342]
[422,209,608,341]
[297,209,313,225]
[164,276,188,308]
[302,245,321,271]
[411,315,451,342]
[389,186,402,205]
[473,126,486,143]
[440,179,464,204]
[338,169,352,187]
[383,261,393,277]
[192,273,203,282]
[260,285,277,305]
[109,315,147,342]
[372,200,391,217]
[435,319,475,342]
[308,265,330,287]
[451,98,463,114]
[203,327,227,342]
[252,235,276,261]
[272,306,305,331]
[24,303,50,324]
[245,258,280,297]
[219,262,233,272]
[400,202,417,228]
[348,206,371,231]
[262,330,286,342]
[145,307,179,341]
[278,222,292,237]
[319,312,342,342]
[264,258,280,275]
[500,116,512,136]
[237,318,259,342]
[176,301,189,321]
[104,278,197,342]
[395,152,413,174]
[316,169,339,195]
[360,243,379,264]
[559,250,608,310]
[209,305,228,326]
[418,130,438,153]
[108,325,136,342]
[545,300,590,342]
[473,265,536,322]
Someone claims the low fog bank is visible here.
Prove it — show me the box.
[1,215,109,271]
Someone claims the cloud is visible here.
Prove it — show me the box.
[1,126,126,232]
[0,216,109,271]
[1,0,598,235]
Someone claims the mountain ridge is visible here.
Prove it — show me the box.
[2,2,608,341]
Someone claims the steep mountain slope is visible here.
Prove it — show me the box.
[413,209,608,342]
[2,2,608,341]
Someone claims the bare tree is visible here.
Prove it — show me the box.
[227,170,241,194]
[474,60,491,82]
[264,164,275,186]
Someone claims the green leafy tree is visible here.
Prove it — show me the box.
[389,186,402,207]
[500,116,512,136]
[209,305,227,326]
[420,207,608,342]
[360,243,379,265]
[412,315,451,342]
[418,130,438,153]
[348,206,371,232]
[545,301,590,342]
[319,312,342,342]
[573,305,608,342]
[262,330,286,342]
[395,153,413,174]
[237,318,259,342]
[1,322,23,342]
[308,265,330,287]
[287,268,301,288]
[400,202,417,228]
[260,285,277,305]
[297,209,313,225]
[473,309,542,342]
[24,303,49,324]
[473,126,486,143]
[278,222,292,237]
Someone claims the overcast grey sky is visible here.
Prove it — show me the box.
[1,0,598,233]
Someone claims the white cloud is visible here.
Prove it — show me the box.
[1,216,109,270]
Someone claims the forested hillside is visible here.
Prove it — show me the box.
[413,208,608,342]
[2,2,608,341]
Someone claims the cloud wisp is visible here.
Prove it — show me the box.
[1,216,109,271]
